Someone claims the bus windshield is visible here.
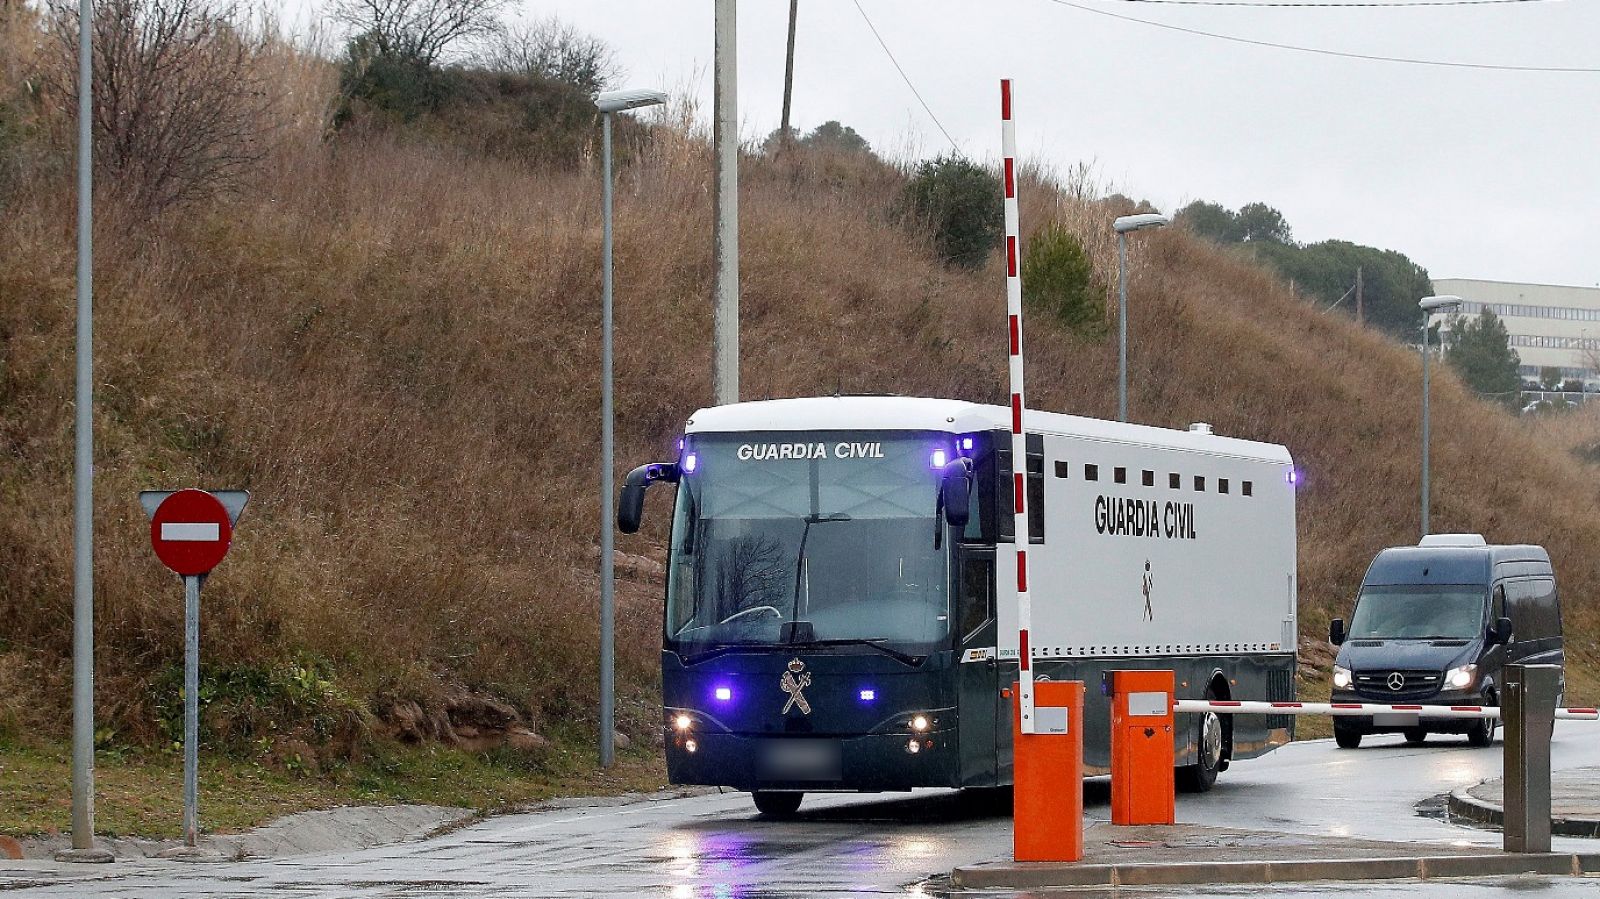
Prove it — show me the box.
[1348,586,1487,640]
[665,431,954,657]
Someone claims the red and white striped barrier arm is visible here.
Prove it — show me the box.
[1173,698,1600,721]
[1000,78,1037,735]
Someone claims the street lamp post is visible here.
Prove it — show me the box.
[1112,213,1170,422]
[1419,294,1463,537]
[596,88,666,769]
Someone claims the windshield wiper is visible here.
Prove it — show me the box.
[791,638,922,666]
[679,642,745,665]
[789,513,852,640]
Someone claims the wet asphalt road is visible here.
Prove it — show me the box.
[5,722,1598,898]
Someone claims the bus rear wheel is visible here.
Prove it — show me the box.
[1177,708,1223,793]
[752,791,803,817]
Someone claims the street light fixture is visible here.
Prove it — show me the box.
[596,86,666,769]
[1419,294,1463,537]
[1112,213,1170,422]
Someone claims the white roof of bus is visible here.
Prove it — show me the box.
[685,396,1291,463]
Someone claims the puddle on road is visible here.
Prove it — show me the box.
[1415,791,1496,832]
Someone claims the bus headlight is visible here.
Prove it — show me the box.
[910,714,930,732]
[674,713,693,731]
[1332,666,1352,689]
[1446,664,1477,689]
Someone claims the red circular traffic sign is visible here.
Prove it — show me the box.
[149,489,234,576]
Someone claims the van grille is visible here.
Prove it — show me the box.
[1353,669,1441,698]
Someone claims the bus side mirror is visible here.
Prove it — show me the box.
[618,462,679,534]
[940,459,972,529]
[1489,616,1513,646]
[1329,618,1345,646]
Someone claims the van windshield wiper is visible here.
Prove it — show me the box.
[790,638,922,666]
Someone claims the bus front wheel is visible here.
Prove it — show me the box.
[752,791,803,817]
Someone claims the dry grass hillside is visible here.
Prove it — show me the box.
[2,20,1597,764]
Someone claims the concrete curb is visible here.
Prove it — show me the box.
[951,852,1600,889]
[1447,786,1600,838]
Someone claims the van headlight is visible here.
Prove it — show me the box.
[1332,666,1352,689]
[1445,664,1477,689]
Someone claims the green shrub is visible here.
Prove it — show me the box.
[1022,224,1104,338]
[336,37,448,127]
[335,38,602,167]
[152,657,370,758]
[902,155,1002,270]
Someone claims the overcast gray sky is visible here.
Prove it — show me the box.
[297,0,1600,288]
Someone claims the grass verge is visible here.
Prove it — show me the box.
[0,736,667,839]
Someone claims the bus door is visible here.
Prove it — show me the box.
[955,547,1001,786]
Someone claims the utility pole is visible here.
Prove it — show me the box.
[58,0,112,866]
[712,0,740,405]
[780,0,798,149]
[1355,266,1365,325]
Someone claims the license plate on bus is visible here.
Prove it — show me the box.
[1374,713,1419,727]
[757,739,842,781]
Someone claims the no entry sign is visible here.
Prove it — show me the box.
[143,489,247,576]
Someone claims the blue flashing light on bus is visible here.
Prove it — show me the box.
[858,689,876,702]
[930,449,948,469]
[713,686,732,702]
[683,452,698,473]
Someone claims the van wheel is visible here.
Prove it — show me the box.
[1334,722,1362,749]
[1467,697,1497,747]
[1403,729,1427,745]
[1177,708,1223,793]
[752,791,803,817]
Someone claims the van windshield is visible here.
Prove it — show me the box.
[1348,586,1487,640]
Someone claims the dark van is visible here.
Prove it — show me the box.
[1328,534,1563,749]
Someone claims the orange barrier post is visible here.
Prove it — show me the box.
[1106,669,1175,826]
[1011,680,1084,862]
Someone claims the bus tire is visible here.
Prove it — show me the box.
[1403,728,1427,745]
[1176,708,1223,793]
[752,791,803,817]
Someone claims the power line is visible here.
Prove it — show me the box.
[850,0,962,152]
[1099,0,1562,7]
[1044,0,1600,72]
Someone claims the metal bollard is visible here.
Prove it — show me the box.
[1502,662,1560,853]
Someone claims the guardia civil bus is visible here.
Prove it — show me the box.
[618,396,1298,816]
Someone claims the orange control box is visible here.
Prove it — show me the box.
[1011,680,1084,862]
[1106,669,1176,825]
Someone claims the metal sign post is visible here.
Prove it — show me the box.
[182,573,201,845]
[140,489,247,849]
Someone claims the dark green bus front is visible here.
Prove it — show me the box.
[656,430,1006,808]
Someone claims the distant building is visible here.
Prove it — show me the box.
[1431,278,1600,385]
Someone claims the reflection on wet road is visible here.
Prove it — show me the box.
[5,723,1598,897]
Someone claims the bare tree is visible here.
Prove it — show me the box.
[480,17,619,95]
[333,0,509,66]
[50,0,272,213]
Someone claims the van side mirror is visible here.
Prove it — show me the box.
[1329,618,1345,646]
[618,462,680,534]
[940,459,973,529]
[1489,616,1513,646]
